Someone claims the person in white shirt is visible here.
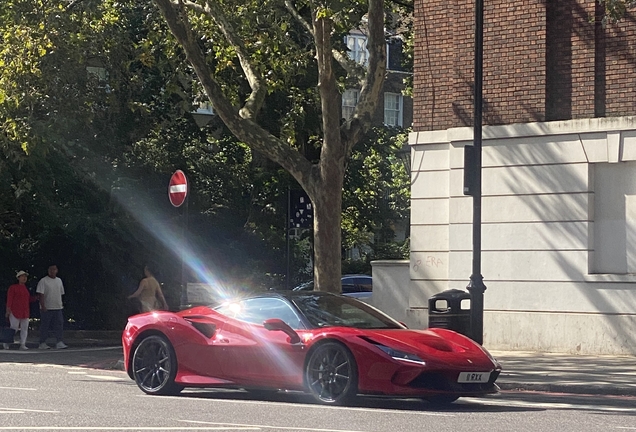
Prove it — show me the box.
[36,264,67,349]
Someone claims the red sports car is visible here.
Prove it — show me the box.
[122,291,501,405]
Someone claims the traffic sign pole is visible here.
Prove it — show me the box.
[168,170,189,306]
[181,194,189,306]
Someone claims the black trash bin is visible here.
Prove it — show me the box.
[428,289,471,337]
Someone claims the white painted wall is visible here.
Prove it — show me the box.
[375,116,636,355]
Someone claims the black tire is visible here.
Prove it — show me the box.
[424,395,459,405]
[305,341,358,405]
[132,335,183,395]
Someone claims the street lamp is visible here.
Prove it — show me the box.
[465,0,487,345]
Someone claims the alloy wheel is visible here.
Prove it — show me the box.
[305,342,357,404]
[132,335,182,395]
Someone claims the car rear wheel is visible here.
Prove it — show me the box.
[305,341,358,405]
[132,335,183,395]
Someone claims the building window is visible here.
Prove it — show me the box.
[386,37,404,72]
[592,162,636,274]
[195,100,214,115]
[384,92,403,126]
[345,34,368,66]
[86,66,108,82]
[342,89,360,120]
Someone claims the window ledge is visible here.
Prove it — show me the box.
[585,274,636,283]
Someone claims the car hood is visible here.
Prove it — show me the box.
[353,328,497,368]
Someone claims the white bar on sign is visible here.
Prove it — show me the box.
[170,185,187,193]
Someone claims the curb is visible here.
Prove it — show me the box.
[32,330,122,339]
[498,381,636,397]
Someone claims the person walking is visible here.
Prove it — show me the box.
[4,271,37,350]
[128,265,169,313]
[36,264,67,349]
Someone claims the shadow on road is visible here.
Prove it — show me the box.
[175,388,543,414]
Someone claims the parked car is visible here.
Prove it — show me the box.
[123,291,501,405]
[292,274,372,299]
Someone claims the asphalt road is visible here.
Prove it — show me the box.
[1,347,636,432]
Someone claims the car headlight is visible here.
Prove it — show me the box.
[482,348,501,369]
[376,345,426,365]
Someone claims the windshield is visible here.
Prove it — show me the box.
[292,294,404,329]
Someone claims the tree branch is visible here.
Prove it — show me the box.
[285,0,363,82]
[284,0,313,36]
[176,0,266,119]
[341,0,386,155]
[153,0,313,182]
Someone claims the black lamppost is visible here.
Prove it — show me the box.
[465,0,486,345]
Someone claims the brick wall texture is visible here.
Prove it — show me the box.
[413,0,636,131]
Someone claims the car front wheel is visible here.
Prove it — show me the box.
[132,335,183,395]
[305,341,358,405]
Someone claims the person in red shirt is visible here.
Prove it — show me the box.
[4,270,38,350]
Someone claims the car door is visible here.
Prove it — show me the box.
[216,298,306,387]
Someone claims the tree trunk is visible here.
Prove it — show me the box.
[311,161,344,293]
[309,14,345,294]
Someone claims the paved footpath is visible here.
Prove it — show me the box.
[492,350,636,397]
[3,331,636,397]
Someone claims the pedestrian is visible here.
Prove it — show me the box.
[36,264,67,349]
[128,264,169,313]
[4,271,38,350]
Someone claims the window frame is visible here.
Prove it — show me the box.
[342,88,360,121]
[383,92,404,127]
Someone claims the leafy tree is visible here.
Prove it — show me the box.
[151,0,387,293]
[342,126,409,265]
[602,0,636,23]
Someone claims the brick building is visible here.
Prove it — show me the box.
[374,1,636,354]
[413,0,635,130]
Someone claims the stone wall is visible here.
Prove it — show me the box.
[403,116,636,354]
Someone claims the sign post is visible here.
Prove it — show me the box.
[286,188,313,289]
[168,170,189,307]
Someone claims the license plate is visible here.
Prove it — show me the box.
[457,371,491,383]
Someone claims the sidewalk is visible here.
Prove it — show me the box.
[4,331,636,397]
[491,350,636,397]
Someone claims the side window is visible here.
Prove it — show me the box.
[341,284,359,294]
[223,298,304,329]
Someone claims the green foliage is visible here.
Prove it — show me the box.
[342,126,410,261]
[601,0,636,23]
[341,258,371,275]
[0,0,412,326]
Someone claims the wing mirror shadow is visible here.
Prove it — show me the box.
[263,318,301,344]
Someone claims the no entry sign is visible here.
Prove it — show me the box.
[168,170,188,207]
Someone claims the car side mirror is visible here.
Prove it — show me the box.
[263,318,301,344]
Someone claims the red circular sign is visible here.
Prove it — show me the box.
[168,170,188,207]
